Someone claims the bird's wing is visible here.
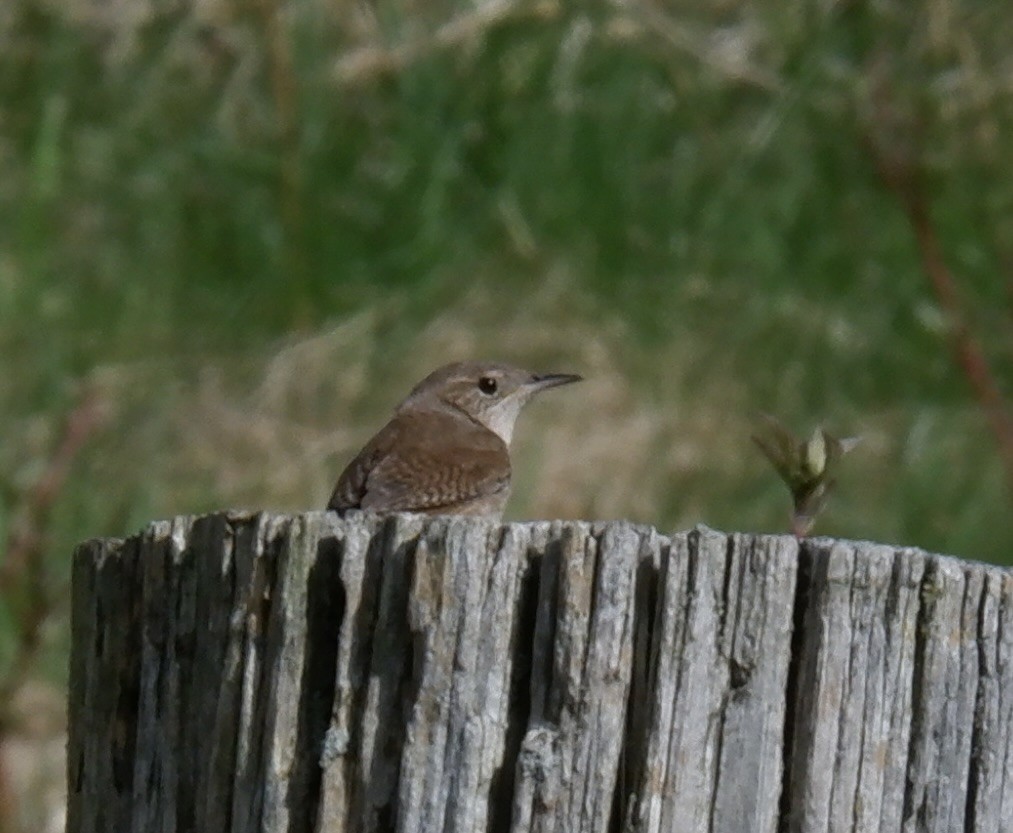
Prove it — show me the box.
[327,410,511,513]
[327,418,401,510]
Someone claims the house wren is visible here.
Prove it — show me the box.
[327,361,582,518]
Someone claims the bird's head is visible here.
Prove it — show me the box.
[401,361,582,445]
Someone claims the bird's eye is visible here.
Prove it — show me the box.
[478,376,498,395]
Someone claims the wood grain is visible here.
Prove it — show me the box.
[66,513,1013,833]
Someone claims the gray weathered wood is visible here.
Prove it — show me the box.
[66,513,1013,833]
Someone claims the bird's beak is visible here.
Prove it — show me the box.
[529,372,583,391]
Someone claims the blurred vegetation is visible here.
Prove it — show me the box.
[1,0,1013,826]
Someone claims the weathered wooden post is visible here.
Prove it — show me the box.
[66,512,1013,833]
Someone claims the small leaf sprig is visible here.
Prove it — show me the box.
[752,413,861,537]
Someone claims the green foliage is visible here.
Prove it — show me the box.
[1,0,1011,605]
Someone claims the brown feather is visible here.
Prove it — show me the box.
[327,409,511,514]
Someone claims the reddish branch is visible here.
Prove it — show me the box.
[0,389,102,833]
[253,0,307,319]
[0,389,102,708]
[1,390,104,593]
[865,68,1013,496]
[906,194,1013,484]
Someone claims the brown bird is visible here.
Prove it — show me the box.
[327,361,582,518]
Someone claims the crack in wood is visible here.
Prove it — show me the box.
[66,513,1012,833]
